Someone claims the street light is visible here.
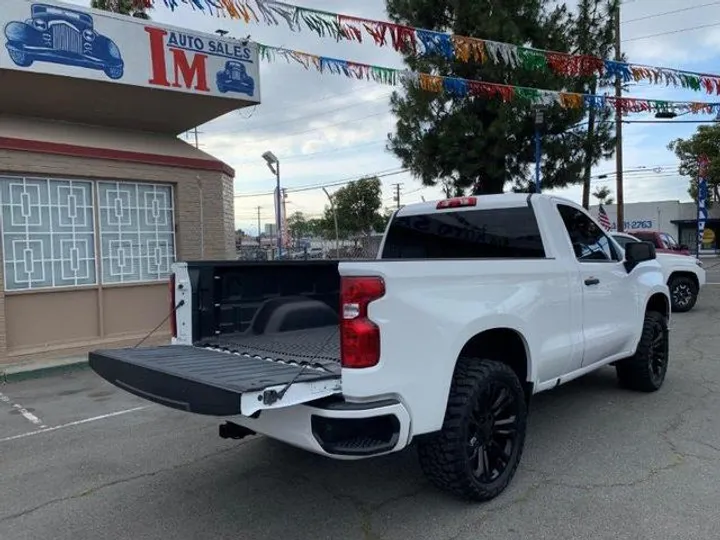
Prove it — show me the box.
[262,151,282,258]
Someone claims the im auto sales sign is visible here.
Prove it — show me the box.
[0,0,261,102]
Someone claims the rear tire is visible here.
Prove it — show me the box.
[417,358,527,501]
[616,311,668,392]
[668,276,698,312]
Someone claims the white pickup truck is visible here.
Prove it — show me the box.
[89,194,670,502]
[611,232,706,312]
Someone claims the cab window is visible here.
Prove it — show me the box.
[557,204,619,262]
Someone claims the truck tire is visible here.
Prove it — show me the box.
[616,311,669,392]
[668,276,698,312]
[417,358,527,501]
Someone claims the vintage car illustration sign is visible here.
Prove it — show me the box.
[1,0,261,101]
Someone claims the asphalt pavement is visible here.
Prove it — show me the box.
[2,286,720,540]
[704,257,720,283]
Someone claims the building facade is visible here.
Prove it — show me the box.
[589,200,720,251]
[0,0,260,367]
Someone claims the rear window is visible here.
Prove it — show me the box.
[381,207,546,259]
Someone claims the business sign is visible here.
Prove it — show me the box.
[0,0,261,102]
[609,219,654,231]
[697,156,709,251]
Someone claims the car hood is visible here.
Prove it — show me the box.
[655,252,701,266]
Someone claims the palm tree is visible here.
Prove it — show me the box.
[592,185,614,205]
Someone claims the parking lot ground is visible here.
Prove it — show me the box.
[704,258,720,283]
[2,288,720,540]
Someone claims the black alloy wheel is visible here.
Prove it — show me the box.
[417,358,527,501]
[467,382,521,484]
[616,311,669,392]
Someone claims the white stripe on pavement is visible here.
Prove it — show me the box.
[0,390,47,428]
[0,406,149,443]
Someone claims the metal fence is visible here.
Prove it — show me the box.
[236,236,381,261]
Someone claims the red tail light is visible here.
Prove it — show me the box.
[169,273,177,338]
[436,196,477,209]
[340,276,385,369]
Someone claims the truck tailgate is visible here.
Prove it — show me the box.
[90,328,341,417]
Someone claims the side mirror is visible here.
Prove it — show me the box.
[624,241,656,273]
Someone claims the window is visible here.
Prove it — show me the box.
[381,206,546,259]
[660,232,679,249]
[98,182,175,284]
[557,204,618,262]
[0,177,96,291]
[611,234,640,249]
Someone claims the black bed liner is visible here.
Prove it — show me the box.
[89,326,340,417]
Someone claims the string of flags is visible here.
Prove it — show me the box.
[144,0,720,95]
[257,44,720,115]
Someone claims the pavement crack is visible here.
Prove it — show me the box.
[0,440,256,525]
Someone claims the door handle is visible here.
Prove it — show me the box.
[584,277,600,286]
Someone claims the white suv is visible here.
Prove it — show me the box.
[611,232,706,312]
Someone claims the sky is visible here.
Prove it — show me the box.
[68,0,720,233]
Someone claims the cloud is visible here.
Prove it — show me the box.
[62,0,719,233]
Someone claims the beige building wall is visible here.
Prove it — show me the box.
[0,116,236,367]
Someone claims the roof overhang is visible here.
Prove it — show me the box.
[0,69,254,134]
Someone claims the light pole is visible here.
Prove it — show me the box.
[322,187,340,258]
[262,151,282,259]
[534,107,545,193]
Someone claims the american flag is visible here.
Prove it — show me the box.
[598,204,611,231]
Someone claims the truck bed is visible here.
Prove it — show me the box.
[90,326,340,417]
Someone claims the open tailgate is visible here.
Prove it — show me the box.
[89,345,341,417]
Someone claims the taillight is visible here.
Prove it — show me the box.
[340,276,385,369]
[169,273,177,338]
[436,196,477,209]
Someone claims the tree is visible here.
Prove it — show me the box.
[287,211,309,239]
[306,218,328,238]
[91,0,150,18]
[322,177,384,239]
[592,185,614,205]
[668,124,720,204]
[386,0,617,196]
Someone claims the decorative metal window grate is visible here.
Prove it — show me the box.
[97,181,176,284]
[0,177,97,291]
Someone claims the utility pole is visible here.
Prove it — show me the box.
[614,1,625,231]
[281,188,288,249]
[392,183,403,209]
[256,206,262,247]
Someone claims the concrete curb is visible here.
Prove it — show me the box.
[1,359,89,384]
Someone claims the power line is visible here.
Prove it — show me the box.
[623,21,720,42]
[235,162,684,201]
[622,1,720,24]
[234,168,410,198]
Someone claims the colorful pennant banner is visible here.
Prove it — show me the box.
[256,44,720,116]
[144,0,720,96]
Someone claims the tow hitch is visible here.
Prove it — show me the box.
[219,421,256,440]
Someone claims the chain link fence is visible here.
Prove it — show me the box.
[237,234,382,261]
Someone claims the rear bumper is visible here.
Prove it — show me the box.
[231,398,412,460]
